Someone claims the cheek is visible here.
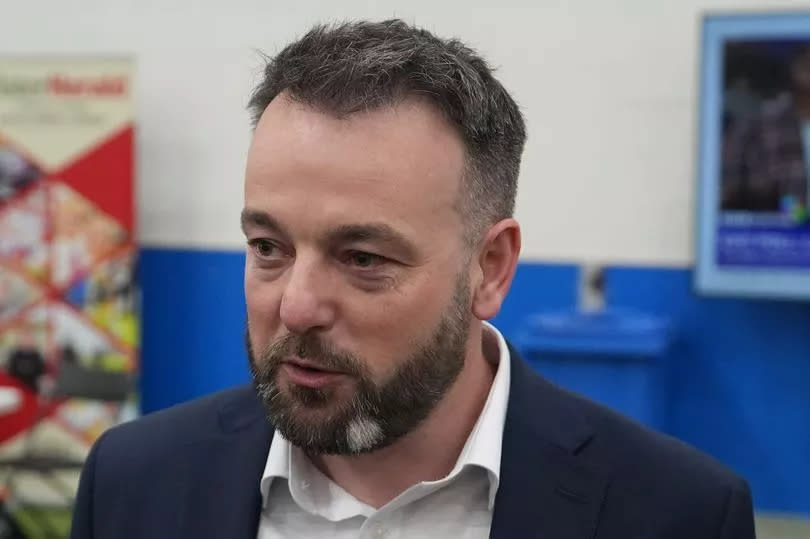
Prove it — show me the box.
[245,272,283,347]
[340,275,452,376]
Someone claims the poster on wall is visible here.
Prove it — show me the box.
[697,13,810,299]
[0,57,136,536]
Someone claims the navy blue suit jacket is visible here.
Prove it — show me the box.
[71,350,755,538]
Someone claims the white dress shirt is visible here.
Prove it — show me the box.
[257,321,512,539]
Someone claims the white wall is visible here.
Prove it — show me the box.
[2,0,806,266]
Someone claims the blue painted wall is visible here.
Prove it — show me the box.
[140,249,249,412]
[603,267,810,516]
[139,248,810,516]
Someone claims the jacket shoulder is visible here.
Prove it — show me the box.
[97,384,261,460]
[71,385,270,538]
[538,379,753,534]
[577,389,742,487]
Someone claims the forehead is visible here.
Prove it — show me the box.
[244,95,466,243]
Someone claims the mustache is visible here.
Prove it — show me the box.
[257,332,367,377]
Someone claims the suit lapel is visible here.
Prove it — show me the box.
[177,388,274,539]
[490,350,609,539]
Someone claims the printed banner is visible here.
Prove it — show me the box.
[0,57,136,537]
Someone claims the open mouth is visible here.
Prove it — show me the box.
[282,359,346,389]
[292,363,328,374]
[284,358,341,374]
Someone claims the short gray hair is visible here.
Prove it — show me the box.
[248,19,527,243]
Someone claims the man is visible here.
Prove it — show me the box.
[723,42,810,217]
[71,20,755,538]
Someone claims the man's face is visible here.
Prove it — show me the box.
[243,94,473,454]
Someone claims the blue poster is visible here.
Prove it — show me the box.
[696,13,810,299]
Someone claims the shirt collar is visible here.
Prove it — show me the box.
[259,321,511,511]
[260,421,289,505]
[456,321,511,508]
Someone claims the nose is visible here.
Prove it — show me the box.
[279,257,336,334]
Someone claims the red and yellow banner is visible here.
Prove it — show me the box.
[0,57,136,536]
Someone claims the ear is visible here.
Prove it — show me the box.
[471,219,521,321]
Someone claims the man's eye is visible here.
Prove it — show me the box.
[249,239,281,259]
[347,251,385,268]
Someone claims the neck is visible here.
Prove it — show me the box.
[309,323,497,508]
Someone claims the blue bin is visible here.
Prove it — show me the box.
[514,308,672,427]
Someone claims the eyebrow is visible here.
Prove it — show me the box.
[326,223,418,260]
[240,209,291,240]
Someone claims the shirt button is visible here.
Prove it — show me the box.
[375,527,386,537]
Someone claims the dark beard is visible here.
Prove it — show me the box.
[247,275,470,455]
